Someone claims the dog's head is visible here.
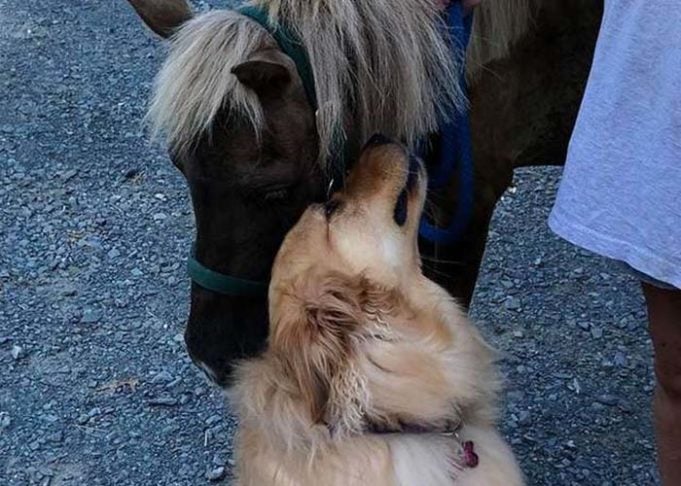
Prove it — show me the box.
[271,133,427,292]
[261,136,490,439]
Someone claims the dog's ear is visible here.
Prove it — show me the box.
[273,272,365,429]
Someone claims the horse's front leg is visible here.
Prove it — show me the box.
[420,161,512,309]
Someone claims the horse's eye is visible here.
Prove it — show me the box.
[264,188,290,201]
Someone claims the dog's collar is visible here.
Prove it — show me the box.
[366,420,461,436]
[365,420,479,469]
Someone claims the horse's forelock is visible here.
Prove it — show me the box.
[146,10,272,155]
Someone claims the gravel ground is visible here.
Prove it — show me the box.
[0,1,658,485]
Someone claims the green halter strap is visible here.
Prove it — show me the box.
[237,5,318,110]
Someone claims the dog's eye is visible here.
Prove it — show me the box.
[393,189,408,226]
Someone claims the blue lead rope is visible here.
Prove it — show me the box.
[418,2,474,246]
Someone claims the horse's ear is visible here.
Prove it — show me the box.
[231,50,293,100]
[127,0,193,38]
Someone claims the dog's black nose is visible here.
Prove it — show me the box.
[365,133,394,147]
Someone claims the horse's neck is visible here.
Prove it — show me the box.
[469,0,602,170]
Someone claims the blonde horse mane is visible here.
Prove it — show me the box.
[467,0,539,78]
[147,10,272,156]
[148,0,463,162]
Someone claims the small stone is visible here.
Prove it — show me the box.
[590,326,603,339]
[517,410,531,426]
[76,414,90,425]
[148,397,178,407]
[590,402,606,412]
[10,345,23,360]
[62,169,78,181]
[107,248,121,259]
[164,376,181,388]
[46,431,63,443]
[131,268,143,277]
[206,415,222,426]
[577,321,591,331]
[206,466,226,482]
[613,352,628,367]
[114,298,129,308]
[212,453,225,467]
[151,371,174,384]
[618,401,633,413]
[152,212,167,221]
[504,297,521,311]
[0,413,11,429]
[512,330,524,339]
[80,309,102,324]
[60,286,77,297]
[595,394,619,406]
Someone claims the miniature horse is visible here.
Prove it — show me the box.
[125,0,603,386]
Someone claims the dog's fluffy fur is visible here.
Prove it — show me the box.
[232,141,524,485]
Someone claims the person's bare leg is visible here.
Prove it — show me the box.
[643,282,681,485]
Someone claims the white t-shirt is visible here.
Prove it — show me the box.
[549,0,681,289]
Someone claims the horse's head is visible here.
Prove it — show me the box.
[128,0,324,386]
[128,0,462,387]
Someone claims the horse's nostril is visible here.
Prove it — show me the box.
[365,133,393,147]
[324,199,343,219]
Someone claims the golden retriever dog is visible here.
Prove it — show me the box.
[232,135,524,485]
